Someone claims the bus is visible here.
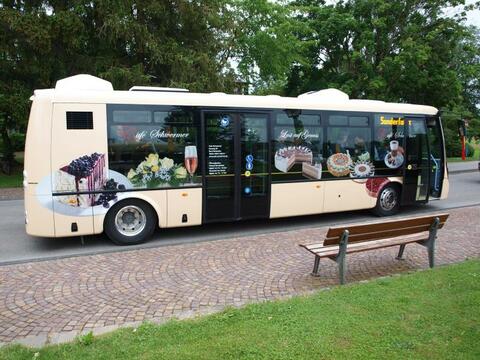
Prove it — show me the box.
[23,75,448,245]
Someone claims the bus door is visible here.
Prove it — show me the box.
[426,116,445,198]
[402,117,430,205]
[203,111,270,222]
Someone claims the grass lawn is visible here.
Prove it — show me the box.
[1,259,479,360]
[447,141,480,162]
[0,152,24,188]
[0,170,22,188]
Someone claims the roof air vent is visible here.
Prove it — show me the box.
[55,75,113,92]
[129,86,189,93]
[298,89,349,102]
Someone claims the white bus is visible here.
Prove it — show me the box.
[24,75,448,245]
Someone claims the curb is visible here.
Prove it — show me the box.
[449,169,478,175]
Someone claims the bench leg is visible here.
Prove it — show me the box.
[396,244,406,260]
[311,256,321,277]
[427,217,439,268]
[337,230,349,285]
[338,256,347,285]
[427,239,435,268]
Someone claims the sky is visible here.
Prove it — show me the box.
[323,0,480,27]
[445,0,480,27]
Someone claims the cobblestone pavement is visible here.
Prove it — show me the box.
[0,188,23,201]
[1,206,479,346]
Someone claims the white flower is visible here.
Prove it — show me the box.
[127,169,136,180]
[144,153,159,167]
[159,157,174,170]
[174,166,187,179]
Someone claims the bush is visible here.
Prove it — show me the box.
[465,142,475,157]
[10,132,25,152]
[444,128,462,157]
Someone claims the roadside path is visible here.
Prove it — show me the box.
[1,205,479,347]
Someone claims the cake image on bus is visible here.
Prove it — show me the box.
[302,162,322,179]
[274,146,313,172]
[55,153,107,207]
[327,152,352,177]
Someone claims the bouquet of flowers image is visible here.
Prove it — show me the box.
[127,153,188,188]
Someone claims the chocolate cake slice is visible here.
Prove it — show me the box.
[55,153,107,207]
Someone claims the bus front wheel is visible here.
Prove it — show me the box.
[372,184,400,216]
[104,199,156,245]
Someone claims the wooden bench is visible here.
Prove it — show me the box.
[300,213,449,285]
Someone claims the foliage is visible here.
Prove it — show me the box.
[1,259,479,359]
[76,331,94,346]
[284,1,479,104]
[0,0,240,172]
[1,0,480,168]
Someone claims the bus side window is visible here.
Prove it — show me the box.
[271,111,323,182]
[325,114,371,178]
[373,114,405,176]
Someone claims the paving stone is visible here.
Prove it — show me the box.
[13,334,48,348]
[0,206,478,345]
[48,331,79,345]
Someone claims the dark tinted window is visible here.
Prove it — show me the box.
[325,113,372,179]
[272,111,323,182]
[107,105,201,189]
[66,111,93,129]
[373,113,406,176]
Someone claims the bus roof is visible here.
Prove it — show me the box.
[34,74,439,116]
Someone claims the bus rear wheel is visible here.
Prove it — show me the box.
[104,199,156,245]
[372,184,400,216]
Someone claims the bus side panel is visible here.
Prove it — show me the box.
[323,179,376,213]
[51,103,107,237]
[24,92,55,237]
[166,188,202,227]
[25,190,55,238]
[270,182,324,218]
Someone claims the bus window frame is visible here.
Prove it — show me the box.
[270,109,324,184]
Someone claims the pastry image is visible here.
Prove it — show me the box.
[55,153,107,207]
[349,160,375,182]
[384,140,404,168]
[384,152,404,169]
[274,146,313,172]
[302,162,322,179]
[365,177,389,197]
[327,152,352,177]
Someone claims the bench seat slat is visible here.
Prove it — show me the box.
[324,225,434,245]
[323,213,449,245]
[301,232,429,258]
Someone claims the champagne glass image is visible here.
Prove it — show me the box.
[184,145,198,184]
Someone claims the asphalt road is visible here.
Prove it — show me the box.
[1,172,479,265]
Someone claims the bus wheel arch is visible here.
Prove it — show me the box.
[104,198,158,245]
[372,181,402,217]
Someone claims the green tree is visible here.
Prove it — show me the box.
[0,0,240,172]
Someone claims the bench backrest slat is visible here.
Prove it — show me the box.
[323,213,449,246]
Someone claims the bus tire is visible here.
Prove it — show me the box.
[104,199,157,245]
[372,184,401,216]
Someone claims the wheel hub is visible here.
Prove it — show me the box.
[115,205,146,237]
[380,187,397,211]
